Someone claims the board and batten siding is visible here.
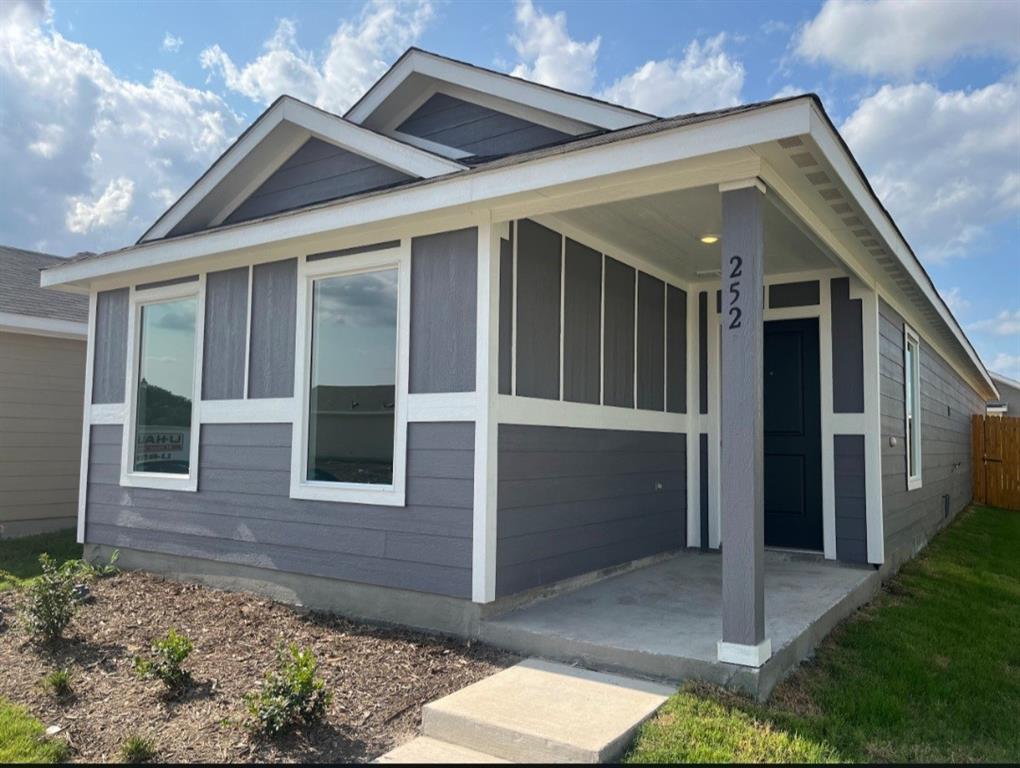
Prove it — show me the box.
[495,424,686,596]
[86,422,474,597]
[879,298,983,566]
[0,331,85,537]
[92,288,129,404]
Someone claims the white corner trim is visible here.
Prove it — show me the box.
[76,292,98,543]
[472,222,500,603]
[199,398,294,424]
[0,311,87,339]
[818,277,837,561]
[717,638,773,668]
[407,392,477,422]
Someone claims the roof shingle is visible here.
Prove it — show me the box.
[0,245,89,323]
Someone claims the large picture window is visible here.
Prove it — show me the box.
[904,325,922,490]
[121,279,203,492]
[291,242,410,506]
[307,269,398,485]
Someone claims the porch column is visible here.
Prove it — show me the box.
[717,179,772,667]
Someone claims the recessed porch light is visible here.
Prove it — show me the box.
[700,235,719,244]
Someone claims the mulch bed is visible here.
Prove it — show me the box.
[0,571,516,763]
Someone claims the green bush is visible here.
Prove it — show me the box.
[133,629,194,690]
[245,644,331,738]
[22,554,76,642]
[42,669,72,698]
[119,734,156,763]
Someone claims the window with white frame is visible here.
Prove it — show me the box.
[121,280,203,491]
[904,325,922,490]
[291,243,410,506]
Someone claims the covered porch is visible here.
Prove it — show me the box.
[480,549,879,699]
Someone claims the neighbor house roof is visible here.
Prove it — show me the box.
[0,245,88,323]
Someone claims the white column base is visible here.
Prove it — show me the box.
[717,638,773,668]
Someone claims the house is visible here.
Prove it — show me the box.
[987,371,1020,415]
[1,246,88,538]
[40,49,998,692]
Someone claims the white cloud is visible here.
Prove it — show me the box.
[509,0,599,94]
[990,352,1020,381]
[0,1,241,253]
[941,287,970,316]
[162,32,183,53]
[841,77,1020,263]
[601,34,744,115]
[970,309,1020,337]
[507,1,743,116]
[200,0,433,113]
[66,177,135,233]
[797,0,1020,78]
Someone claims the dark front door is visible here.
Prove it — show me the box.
[764,318,823,550]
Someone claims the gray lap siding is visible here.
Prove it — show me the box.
[878,298,983,566]
[495,425,686,597]
[86,422,474,598]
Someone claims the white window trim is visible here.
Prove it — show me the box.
[904,323,922,491]
[289,241,411,506]
[120,279,205,492]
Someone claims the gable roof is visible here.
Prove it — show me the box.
[345,47,655,132]
[139,95,467,243]
[0,245,88,335]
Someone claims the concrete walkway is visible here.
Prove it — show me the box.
[376,659,673,763]
[480,550,879,698]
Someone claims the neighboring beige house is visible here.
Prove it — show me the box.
[1,245,88,538]
[987,371,1020,416]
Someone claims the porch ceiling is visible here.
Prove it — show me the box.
[545,185,831,282]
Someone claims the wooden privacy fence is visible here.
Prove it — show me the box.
[972,414,1020,511]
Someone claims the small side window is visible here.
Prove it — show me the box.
[904,325,922,490]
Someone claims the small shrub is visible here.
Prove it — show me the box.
[22,554,76,642]
[61,549,120,582]
[245,644,331,738]
[119,734,156,763]
[134,629,194,690]
[43,668,72,698]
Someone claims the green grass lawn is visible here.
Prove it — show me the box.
[0,529,81,591]
[0,698,67,764]
[627,505,1020,763]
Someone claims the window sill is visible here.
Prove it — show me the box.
[289,480,406,507]
[120,472,198,492]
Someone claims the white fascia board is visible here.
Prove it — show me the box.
[142,97,465,243]
[0,311,87,339]
[42,100,813,289]
[807,106,996,399]
[347,49,652,130]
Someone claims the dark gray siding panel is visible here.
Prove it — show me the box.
[769,280,819,308]
[224,138,413,226]
[666,285,687,414]
[562,238,601,404]
[637,273,665,411]
[879,298,983,566]
[495,424,686,596]
[699,433,709,550]
[202,267,248,400]
[603,257,635,408]
[498,233,514,395]
[85,422,474,598]
[515,220,561,400]
[92,288,129,404]
[409,228,478,394]
[248,259,296,398]
[834,434,867,563]
[831,278,864,412]
[397,93,571,157]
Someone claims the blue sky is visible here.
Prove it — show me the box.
[1,0,1017,378]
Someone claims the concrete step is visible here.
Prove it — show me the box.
[421,658,673,763]
[375,736,509,763]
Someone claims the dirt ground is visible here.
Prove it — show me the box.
[0,571,516,763]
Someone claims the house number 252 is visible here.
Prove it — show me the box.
[727,254,743,329]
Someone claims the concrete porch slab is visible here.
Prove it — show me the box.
[480,550,880,699]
